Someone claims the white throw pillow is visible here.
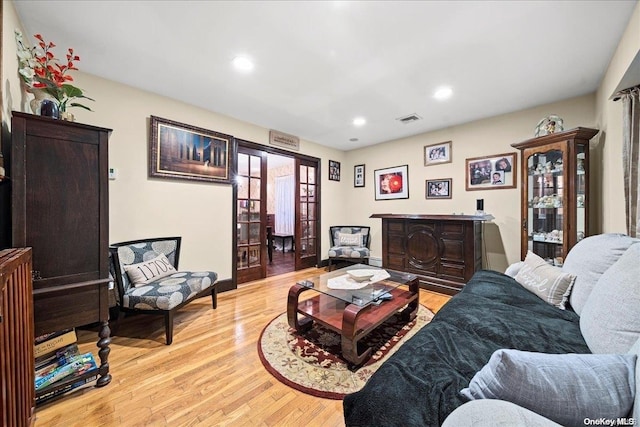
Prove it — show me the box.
[514,251,576,309]
[124,253,177,286]
[338,232,362,247]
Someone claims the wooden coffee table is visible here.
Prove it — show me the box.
[287,264,419,367]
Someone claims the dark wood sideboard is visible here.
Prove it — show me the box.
[370,214,490,295]
[11,112,112,396]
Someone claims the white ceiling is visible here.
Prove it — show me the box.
[13,1,638,150]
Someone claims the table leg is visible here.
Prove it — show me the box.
[287,284,313,332]
[341,304,372,367]
[400,277,419,322]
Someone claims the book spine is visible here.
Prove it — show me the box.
[35,353,97,391]
[35,345,81,381]
[34,329,77,358]
[35,374,98,405]
[34,327,74,345]
[35,343,79,368]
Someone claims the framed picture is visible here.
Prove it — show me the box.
[426,178,452,199]
[354,164,365,187]
[465,152,517,191]
[424,141,452,166]
[374,165,409,200]
[149,115,234,184]
[329,160,341,181]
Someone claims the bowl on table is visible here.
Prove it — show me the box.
[347,269,375,282]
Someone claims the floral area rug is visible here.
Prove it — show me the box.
[257,305,434,399]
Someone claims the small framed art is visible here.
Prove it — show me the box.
[426,178,452,199]
[329,160,341,181]
[374,165,409,200]
[465,152,517,191]
[424,141,452,166]
[354,164,365,187]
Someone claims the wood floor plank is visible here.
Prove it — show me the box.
[34,267,450,426]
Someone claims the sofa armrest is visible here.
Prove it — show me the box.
[442,400,561,427]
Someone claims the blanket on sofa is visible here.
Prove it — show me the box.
[342,270,591,427]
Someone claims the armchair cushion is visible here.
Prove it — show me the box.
[125,253,177,286]
[328,246,370,259]
[123,271,217,310]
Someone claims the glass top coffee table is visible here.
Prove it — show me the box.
[287,264,419,367]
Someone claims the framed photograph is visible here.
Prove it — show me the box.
[374,165,409,200]
[149,115,234,184]
[426,178,452,199]
[329,160,341,181]
[424,141,452,166]
[354,164,365,187]
[465,152,517,191]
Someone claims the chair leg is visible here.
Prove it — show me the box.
[211,287,217,309]
[164,311,174,345]
[328,258,333,271]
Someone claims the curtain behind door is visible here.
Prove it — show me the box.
[275,175,295,235]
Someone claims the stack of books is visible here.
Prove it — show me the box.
[34,328,99,405]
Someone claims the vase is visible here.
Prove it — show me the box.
[29,89,60,119]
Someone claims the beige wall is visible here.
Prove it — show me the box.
[595,0,640,234]
[344,95,596,271]
[3,0,638,280]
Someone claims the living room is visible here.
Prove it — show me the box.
[1,1,639,426]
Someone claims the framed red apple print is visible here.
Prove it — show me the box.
[374,165,409,200]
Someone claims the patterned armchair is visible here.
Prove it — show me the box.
[108,236,218,345]
[328,226,371,271]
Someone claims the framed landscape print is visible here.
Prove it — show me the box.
[149,115,234,184]
[354,164,365,187]
[465,152,517,191]
[374,165,409,200]
[329,160,341,181]
[424,141,452,166]
[426,178,452,199]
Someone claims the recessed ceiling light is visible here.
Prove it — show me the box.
[353,117,366,127]
[349,137,359,142]
[433,86,453,100]
[232,56,254,72]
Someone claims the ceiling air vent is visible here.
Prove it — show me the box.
[396,113,422,124]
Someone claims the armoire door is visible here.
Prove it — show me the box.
[236,146,267,283]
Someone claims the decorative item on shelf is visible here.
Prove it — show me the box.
[15,30,94,118]
[577,153,586,173]
[577,195,585,207]
[534,115,564,137]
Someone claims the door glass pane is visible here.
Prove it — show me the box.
[307,203,315,220]
[237,176,249,199]
[249,223,260,244]
[307,184,316,202]
[307,221,316,238]
[238,153,249,176]
[306,238,316,256]
[238,223,249,245]
[300,166,308,184]
[249,245,260,265]
[237,200,249,222]
[250,200,260,217]
[250,177,261,199]
[308,170,315,184]
[250,155,262,178]
[237,248,248,268]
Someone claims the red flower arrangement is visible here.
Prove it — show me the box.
[15,30,93,112]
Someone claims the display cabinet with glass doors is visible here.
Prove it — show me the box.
[511,127,599,264]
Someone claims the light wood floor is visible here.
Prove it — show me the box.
[34,268,451,427]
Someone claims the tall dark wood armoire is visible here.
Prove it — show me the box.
[10,111,112,394]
